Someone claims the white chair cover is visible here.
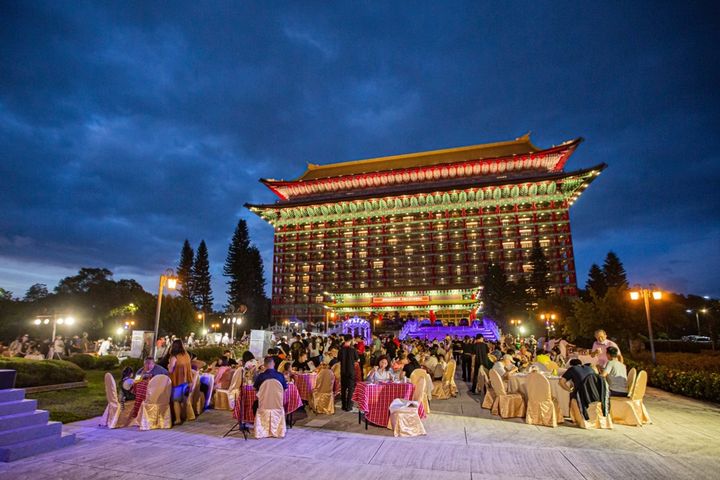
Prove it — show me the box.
[254,379,286,438]
[611,370,651,426]
[524,372,561,427]
[312,368,335,414]
[387,399,426,437]
[139,374,172,430]
[99,372,134,428]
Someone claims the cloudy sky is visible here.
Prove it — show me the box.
[1,1,718,304]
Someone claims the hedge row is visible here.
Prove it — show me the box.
[626,359,720,404]
[66,354,120,371]
[0,358,86,388]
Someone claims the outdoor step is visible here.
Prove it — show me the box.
[0,432,75,462]
[0,410,49,432]
[0,399,37,417]
[0,389,25,404]
[0,421,61,447]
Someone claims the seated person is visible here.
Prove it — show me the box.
[601,346,628,397]
[402,354,421,378]
[391,353,408,373]
[423,351,439,373]
[135,356,169,379]
[242,350,257,370]
[326,348,339,367]
[292,352,314,372]
[119,367,136,402]
[535,349,551,366]
[211,350,238,369]
[432,354,447,380]
[254,356,288,391]
[280,360,293,383]
[365,355,397,383]
[492,354,518,380]
[559,358,595,392]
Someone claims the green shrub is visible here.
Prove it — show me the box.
[0,358,86,388]
[67,354,97,370]
[94,355,119,370]
[189,346,224,362]
[120,357,144,372]
[626,359,720,404]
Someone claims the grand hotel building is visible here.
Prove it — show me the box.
[247,134,605,325]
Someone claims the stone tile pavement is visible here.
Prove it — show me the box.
[2,379,719,480]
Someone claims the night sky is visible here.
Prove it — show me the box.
[1,1,719,304]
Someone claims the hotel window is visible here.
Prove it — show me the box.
[404,247,414,256]
[301,285,309,294]
[314,295,323,303]
[502,241,515,250]
[520,240,533,249]
[404,226,412,233]
[302,264,310,272]
[288,275,296,283]
[302,275,309,283]
[315,264,324,272]
[519,228,532,236]
[359,250,368,258]
[388,237,398,245]
[373,260,384,269]
[540,239,551,247]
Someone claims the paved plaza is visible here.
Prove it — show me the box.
[3,379,720,480]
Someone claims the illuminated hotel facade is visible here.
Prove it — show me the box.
[247,134,605,325]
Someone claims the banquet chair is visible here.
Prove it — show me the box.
[311,368,335,415]
[546,361,560,376]
[480,367,496,410]
[139,374,172,430]
[185,370,200,421]
[214,366,232,391]
[192,371,206,416]
[214,367,243,410]
[409,368,431,415]
[99,372,135,428]
[387,398,426,437]
[489,369,525,419]
[570,400,613,429]
[277,360,288,373]
[331,363,341,388]
[610,370,652,426]
[254,379,286,439]
[524,372,562,427]
[431,359,458,400]
[626,368,637,396]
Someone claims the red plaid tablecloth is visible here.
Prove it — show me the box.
[352,382,426,427]
[232,383,303,423]
[291,373,315,401]
[130,379,149,419]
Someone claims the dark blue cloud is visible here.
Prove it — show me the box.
[1,1,718,302]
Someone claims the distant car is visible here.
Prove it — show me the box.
[683,335,711,343]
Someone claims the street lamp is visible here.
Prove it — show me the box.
[223,315,242,343]
[510,318,522,336]
[33,313,76,341]
[630,284,663,365]
[686,308,708,335]
[539,312,557,338]
[152,268,178,357]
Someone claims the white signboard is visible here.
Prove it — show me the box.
[130,330,154,358]
[249,330,273,359]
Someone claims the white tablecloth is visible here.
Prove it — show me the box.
[507,373,571,417]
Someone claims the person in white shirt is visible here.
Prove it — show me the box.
[98,337,112,356]
[590,329,622,368]
[601,346,628,396]
[186,332,195,348]
[220,333,230,346]
[491,354,518,380]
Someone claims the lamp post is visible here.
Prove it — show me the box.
[33,313,76,341]
[509,318,522,337]
[686,308,708,335]
[630,285,663,365]
[539,313,557,338]
[197,311,206,337]
[152,268,178,357]
[223,315,242,343]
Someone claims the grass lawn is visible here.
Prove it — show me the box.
[26,369,120,424]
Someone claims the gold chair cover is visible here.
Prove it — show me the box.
[626,368,637,396]
[480,368,495,409]
[312,368,335,414]
[139,374,172,430]
[254,379,286,438]
[387,399,426,437]
[431,359,458,400]
[99,372,135,428]
[185,370,199,421]
[489,369,526,418]
[524,372,562,427]
[213,367,243,410]
[611,370,652,426]
[410,369,431,415]
[570,400,613,429]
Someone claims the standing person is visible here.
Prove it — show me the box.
[187,332,195,348]
[339,334,359,411]
[80,332,91,353]
[168,339,193,426]
[461,336,474,382]
[98,337,112,356]
[470,334,490,394]
[590,329,622,368]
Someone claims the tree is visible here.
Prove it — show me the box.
[176,239,194,302]
[481,263,511,325]
[528,240,550,299]
[55,268,113,295]
[603,251,628,289]
[192,240,213,313]
[569,287,643,349]
[224,219,268,328]
[23,284,49,302]
[585,264,607,298]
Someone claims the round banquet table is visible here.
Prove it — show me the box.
[232,383,303,425]
[507,373,571,417]
[352,381,426,428]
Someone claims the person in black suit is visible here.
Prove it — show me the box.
[339,334,359,411]
[470,334,490,393]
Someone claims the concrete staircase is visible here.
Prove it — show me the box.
[0,388,75,462]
